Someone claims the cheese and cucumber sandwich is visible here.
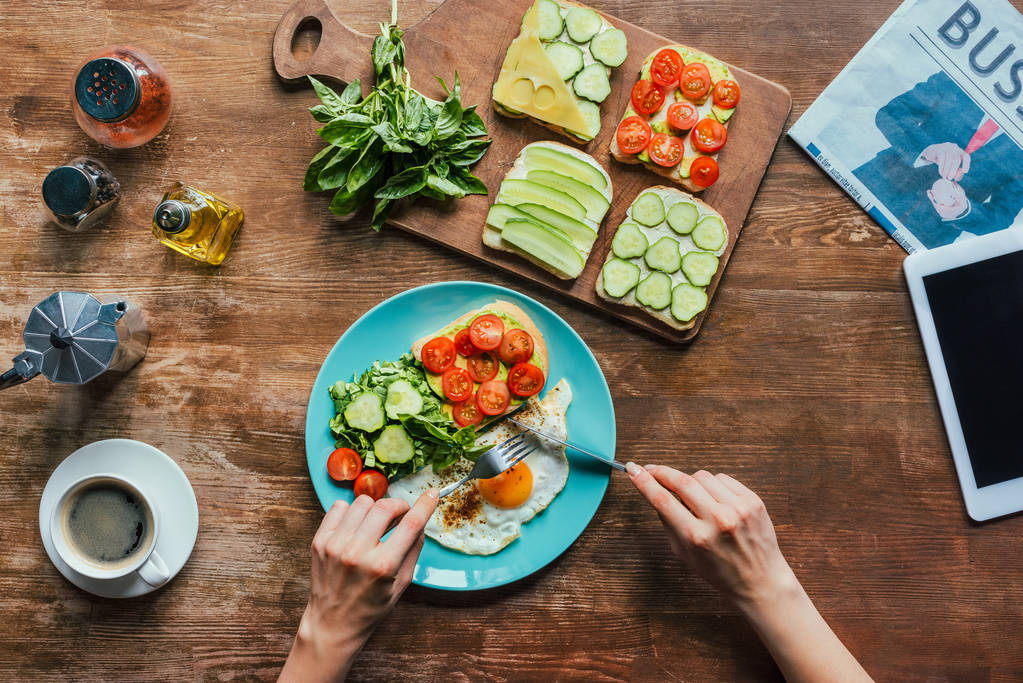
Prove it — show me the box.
[484,141,612,279]
[492,0,628,143]
[610,46,740,192]
[596,186,728,331]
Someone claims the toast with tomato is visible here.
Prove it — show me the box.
[610,46,740,192]
[411,302,549,427]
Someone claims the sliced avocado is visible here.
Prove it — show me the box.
[637,149,651,164]
[502,218,585,279]
[712,105,735,123]
[525,169,610,222]
[678,157,696,179]
[497,179,587,221]
[650,119,672,135]
[523,145,608,190]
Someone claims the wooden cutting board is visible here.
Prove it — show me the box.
[273,0,791,342]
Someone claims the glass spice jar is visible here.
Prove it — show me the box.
[41,156,121,232]
[152,182,243,266]
[71,45,172,148]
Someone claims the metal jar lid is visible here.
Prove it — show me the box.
[42,165,97,217]
[74,57,141,122]
[154,199,191,233]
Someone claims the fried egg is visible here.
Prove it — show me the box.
[388,379,572,555]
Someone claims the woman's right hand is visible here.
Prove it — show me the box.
[625,463,797,607]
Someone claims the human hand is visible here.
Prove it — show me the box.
[626,464,797,607]
[280,491,439,683]
[920,142,970,181]
[927,178,968,220]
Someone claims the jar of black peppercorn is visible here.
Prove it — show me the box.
[71,45,172,148]
[41,157,120,232]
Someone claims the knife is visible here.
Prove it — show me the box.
[507,417,625,471]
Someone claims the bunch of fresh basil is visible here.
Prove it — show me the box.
[303,6,492,230]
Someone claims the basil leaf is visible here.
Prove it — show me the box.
[371,198,394,230]
[375,164,428,199]
[317,148,358,190]
[309,104,336,123]
[304,146,339,192]
[330,181,375,216]
[345,137,385,193]
[372,121,414,154]
[317,115,374,145]
[426,172,466,198]
[460,110,488,138]
[340,79,363,106]
[308,76,345,111]
[443,138,491,167]
[448,168,488,195]
[434,90,463,139]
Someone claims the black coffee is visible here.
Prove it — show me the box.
[62,480,153,568]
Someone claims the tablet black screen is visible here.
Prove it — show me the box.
[923,250,1023,488]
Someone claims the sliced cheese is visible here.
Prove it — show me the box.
[492,2,589,134]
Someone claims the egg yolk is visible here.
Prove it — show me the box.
[478,462,533,508]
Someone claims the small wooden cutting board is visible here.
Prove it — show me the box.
[273,0,791,342]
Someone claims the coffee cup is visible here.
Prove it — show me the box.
[50,473,170,586]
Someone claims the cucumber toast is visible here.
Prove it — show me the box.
[596,186,728,331]
[485,141,612,279]
[492,0,628,142]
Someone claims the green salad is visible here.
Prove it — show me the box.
[329,353,489,480]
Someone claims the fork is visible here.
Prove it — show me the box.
[439,432,538,498]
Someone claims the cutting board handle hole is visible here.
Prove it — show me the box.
[290,17,322,62]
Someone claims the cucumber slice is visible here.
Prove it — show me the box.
[344,392,385,432]
[573,100,601,140]
[635,272,672,310]
[644,236,681,273]
[373,424,415,464]
[523,145,608,190]
[502,218,585,278]
[517,203,597,251]
[589,28,627,67]
[611,222,648,259]
[565,6,602,42]
[666,201,699,235]
[545,41,584,81]
[631,192,665,226]
[384,379,423,420]
[602,258,641,298]
[486,203,532,231]
[692,216,726,251]
[671,283,708,322]
[536,0,565,41]
[525,169,610,222]
[572,63,611,103]
[682,251,719,287]
[497,178,587,221]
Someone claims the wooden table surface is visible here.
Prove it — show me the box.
[2,0,1021,680]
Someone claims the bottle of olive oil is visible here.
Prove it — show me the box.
[152,182,243,265]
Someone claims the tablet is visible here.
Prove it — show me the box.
[904,229,1023,521]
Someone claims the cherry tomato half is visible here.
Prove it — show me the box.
[353,469,388,500]
[467,351,499,383]
[630,79,665,116]
[691,118,728,154]
[453,328,477,357]
[442,366,473,402]
[616,116,652,155]
[679,63,712,101]
[469,314,504,351]
[666,101,699,131]
[648,133,684,168]
[499,329,534,365]
[650,48,684,87]
[507,362,545,397]
[421,336,456,373]
[477,380,511,416]
[326,447,362,482]
[453,393,484,427]
[712,79,741,109]
[690,156,720,188]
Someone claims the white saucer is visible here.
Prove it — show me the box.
[39,439,198,598]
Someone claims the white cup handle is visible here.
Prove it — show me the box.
[137,550,170,587]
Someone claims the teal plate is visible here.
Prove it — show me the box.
[305,281,615,591]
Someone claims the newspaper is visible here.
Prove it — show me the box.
[789,0,1023,253]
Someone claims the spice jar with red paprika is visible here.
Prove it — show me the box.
[71,46,172,148]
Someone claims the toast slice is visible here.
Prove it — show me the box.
[596,186,727,331]
[610,46,739,192]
